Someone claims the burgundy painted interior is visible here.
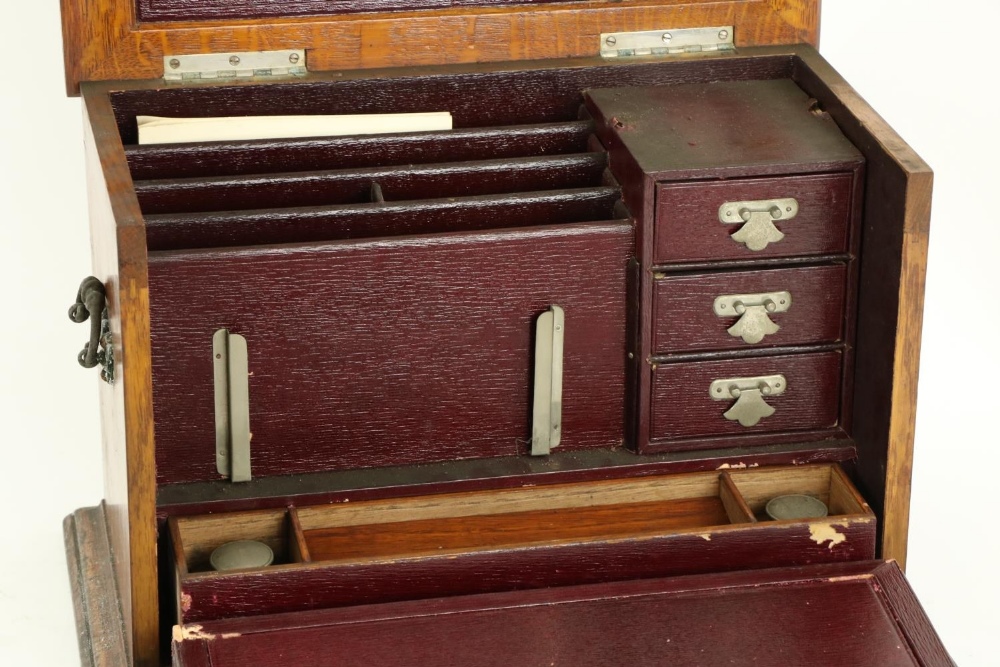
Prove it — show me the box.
[137,0,583,23]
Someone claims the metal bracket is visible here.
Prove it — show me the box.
[601,27,734,59]
[719,198,799,252]
[214,329,252,482]
[713,291,792,344]
[531,306,565,456]
[710,375,786,428]
[164,50,307,82]
[69,276,115,384]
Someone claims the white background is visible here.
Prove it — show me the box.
[0,1,996,664]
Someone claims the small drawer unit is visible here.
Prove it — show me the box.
[586,78,864,454]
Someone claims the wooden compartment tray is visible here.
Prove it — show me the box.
[169,463,875,623]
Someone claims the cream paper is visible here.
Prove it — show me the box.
[137,112,453,145]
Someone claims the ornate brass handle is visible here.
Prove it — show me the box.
[714,291,791,344]
[719,198,798,251]
[710,375,786,427]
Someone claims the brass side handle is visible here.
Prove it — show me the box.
[713,291,791,344]
[710,375,786,427]
[68,276,114,384]
[719,198,798,251]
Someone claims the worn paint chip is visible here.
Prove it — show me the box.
[809,522,847,549]
[173,624,216,643]
[826,574,874,583]
[715,462,760,470]
[699,533,712,541]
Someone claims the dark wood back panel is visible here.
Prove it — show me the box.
[138,0,582,22]
[108,57,795,144]
[148,222,632,485]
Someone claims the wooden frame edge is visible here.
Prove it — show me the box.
[83,83,160,666]
[790,46,932,570]
[62,0,820,95]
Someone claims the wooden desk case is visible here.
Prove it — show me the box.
[59,1,944,665]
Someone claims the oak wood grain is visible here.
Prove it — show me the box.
[82,86,160,667]
[718,471,757,523]
[304,496,731,563]
[64,505,130,667]
[60,0,819,95]
[791,47,933,567]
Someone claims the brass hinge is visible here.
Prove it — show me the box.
[600,27,735,59]
[163,50,307,82]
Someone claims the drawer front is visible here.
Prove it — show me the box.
[654,173,854,264]
[653,264,847,353]
[650,350,842,443]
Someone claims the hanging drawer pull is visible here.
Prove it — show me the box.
[709,374,786,427]
[68,276,114,384]
[713,291,792,344]
[718,198,799,251]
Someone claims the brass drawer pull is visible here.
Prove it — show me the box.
[710,375,786,427]
[718,198,799,251]
[713,291,792,344]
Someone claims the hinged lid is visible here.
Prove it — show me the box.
[60,0,820,95]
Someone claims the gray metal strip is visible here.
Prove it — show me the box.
[531,305,565,456]
[213,329,231,477]
[227,333,252,483]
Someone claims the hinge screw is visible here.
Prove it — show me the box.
[289,52,301,64]
[229,55,241,66]
[168,58,180,70]
[662,32,673,43]
[719,29,730,40]
[605,35,617,47]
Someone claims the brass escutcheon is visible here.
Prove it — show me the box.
[709,374,787,427]
[713,291,792,344]
[718,198,799,251]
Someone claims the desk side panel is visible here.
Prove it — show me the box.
[792,47,933,569]
[83,84,160,666]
